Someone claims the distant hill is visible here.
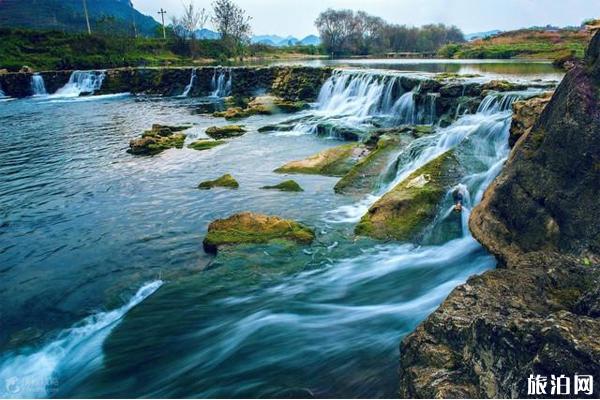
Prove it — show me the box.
[465,30,502,41]
[0,0,159,36]
[440,26,592,60]
[300,35,320,46]
[251,34,319,47]
[196,28,220,40]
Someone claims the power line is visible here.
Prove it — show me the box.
[158,8,167,39]
[82,0,91,35]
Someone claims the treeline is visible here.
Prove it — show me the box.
[315,9,464,56]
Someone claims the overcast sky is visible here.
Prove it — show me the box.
[131,0,600,37]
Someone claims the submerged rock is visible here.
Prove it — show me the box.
[202,212,315,254]
[261,180,304,192]
[205,125,246,139]
[275,143,368,177]
[127,124,190,155]
[399,30,600,398]
[508,92,552,147]
[355,150,462,241]
[187,139,226,151]
[198,174,239,190]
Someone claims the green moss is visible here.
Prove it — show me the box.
[198,174,239,190]
[205,125,247,139]
[355,150,462,241]
[275,143,364,176]
[188,139,226,151]
[261,180,304,192]
[202,212,315,253]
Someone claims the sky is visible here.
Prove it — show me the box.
[131,0,600,37]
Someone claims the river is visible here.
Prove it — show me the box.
[0,61,560,398]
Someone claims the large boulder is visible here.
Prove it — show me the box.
[203,212,315,254]
[127,124,189,155]
[399,30,600,398]
[271,66,333,101]
[275,143,368,177]
[355,150,463,241]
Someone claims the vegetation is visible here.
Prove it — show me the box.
[315,9,464,56]
[0,28,321,71]
[261,180,304,192]
[198,174,240,190]
[438,27,591,60]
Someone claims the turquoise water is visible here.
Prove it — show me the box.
[0,68,534,398]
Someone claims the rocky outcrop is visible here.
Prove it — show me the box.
[187,139,225,151]
[261,180,304,192]
[334,127,427,195]
[508,92,553,147]
[275,143,368,177]
[205,125,247,139]
[198,174,239,190]
[399,31,600,398]
[271,66,333,101]
[356,150,463,241]
[212,96,308,120]
[127,124,189,155]
[202,212,315,254]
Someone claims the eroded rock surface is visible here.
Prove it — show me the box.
[127,124,189,155]
[275,143,368,177]
[399,31,600,399]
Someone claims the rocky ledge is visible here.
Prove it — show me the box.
[398,31,600,398]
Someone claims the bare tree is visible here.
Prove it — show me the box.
[212,0,252,56]
[171,1,209,56]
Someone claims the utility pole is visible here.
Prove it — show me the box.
[82,0,91,35]
[158,8,167,40]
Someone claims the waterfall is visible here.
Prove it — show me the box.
[181,68,197,97]
[327,91,529,229]
[0,84,5,98]
[211,68,232,97]
[0,281,163,398]
[31,73,48,96]
[53,71,106,97]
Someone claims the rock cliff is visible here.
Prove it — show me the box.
[398,31,600,398]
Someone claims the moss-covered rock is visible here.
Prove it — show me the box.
[261,180,304,192]
[202,212,315,254]
[198,174,239,190]
[188,139,226,151]
[213,96,308,120]
[335,132,411,195]
[205,125,246,139]
[275,143,368,176]
[127,124,190,155]
[481,80,527,92]
[355,150,462,241]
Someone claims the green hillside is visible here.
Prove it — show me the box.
[0,0,159,36]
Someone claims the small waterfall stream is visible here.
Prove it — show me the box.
[30,74,48,96]
[181,68,197,97]
[211,68,232,97]
[53,71,106,97]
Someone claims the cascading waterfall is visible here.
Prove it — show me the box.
[53,71,106,97]
[327,90,533,226]
[31,73,48,96]
[181,68,197,97]
[288,70,434,138]
[211,68,232,97]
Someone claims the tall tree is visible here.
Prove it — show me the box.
[212,0,252,56]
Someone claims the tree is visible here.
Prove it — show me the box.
[171,1,209,56]
[315,9,357,56]
[212,0,252,57]
[315,9,465,56]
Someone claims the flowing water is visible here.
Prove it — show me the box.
[211,68,232,97]
[30,74,47,96]
[0,66,546,398]
[181,69,197,97]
